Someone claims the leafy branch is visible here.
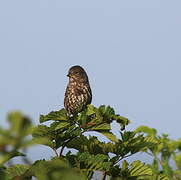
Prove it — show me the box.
[0,105,180,179]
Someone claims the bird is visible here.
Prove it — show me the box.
[64,65,92,115]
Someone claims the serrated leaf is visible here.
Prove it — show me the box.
[135,126,157,136]
[0,151,26,165]
[77,152,111,172]
[121,131,135,142]
[99,105,115,119]
[86,104,96,115]
[91,123,110,131]
[7,112,32,136]
[0,167,7,180]
[174,154,181,170]
[55,122,70,130]
[31,158,84,180]
[31,137,55,148]
[13,151,26,157]
[101,131,118,142]
[99,105,114,114]
[112,115,130,130]
[6,164,30,179]
[32,125,55,148]
[32,125,52,138]
[129,160,152,177]
[40,109,68,123]
[152,174,169,180]
[122,160,129,170]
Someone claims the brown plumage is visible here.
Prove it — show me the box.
[64,65,92,115]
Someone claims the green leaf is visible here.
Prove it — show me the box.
[40,109,68,123]
[89,123,119,142]
[152,174,169,180]
[174,154,181,170]
[7,112,32,136]
[32,125,55,148]
[66,135,116,155]
[32,125,53,139]
[129,160,152,177]
[91,123,110,131]
[31,137,55,148]
[122,160,129,170]
[6,164,30,179]
[77,152,111,172]
[135,126,157,136]
[112,115,130,130]
[30,158,84,180]
[13,151,26,157]
[86,104,96,115]
[100,131,118,142]
[55,122,70,130]
[99,105,114,114]
[0,167,7,180]
[0,152,26,165]
[121,131,136,142]
[99,105,115,119]
[152,159,159,172]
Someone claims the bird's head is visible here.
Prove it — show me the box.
[67,65,89,83]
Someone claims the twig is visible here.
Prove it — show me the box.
[87,171,94,180]
[59,136,78,157]
[114,154,133,164]
[102,171,107,180]
[59,144,66,157]
[59,129,86,157]
[53,148,59,157]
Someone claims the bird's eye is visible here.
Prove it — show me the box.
[75,71,79,74]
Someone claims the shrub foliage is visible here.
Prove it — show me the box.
[0,105,181,179]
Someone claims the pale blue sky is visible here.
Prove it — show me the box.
[0,0,181,161]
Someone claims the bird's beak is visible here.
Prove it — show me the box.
[67,73,75,78]
[67,73,72,78]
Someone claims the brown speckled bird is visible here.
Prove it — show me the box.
[64,65,92,115]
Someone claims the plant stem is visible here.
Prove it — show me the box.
[59,129,86,157]
[59,136,76,157]
[53,148,59,157]
[115,154,133,164]
[59,144,66,157]
[102,172,107,180]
